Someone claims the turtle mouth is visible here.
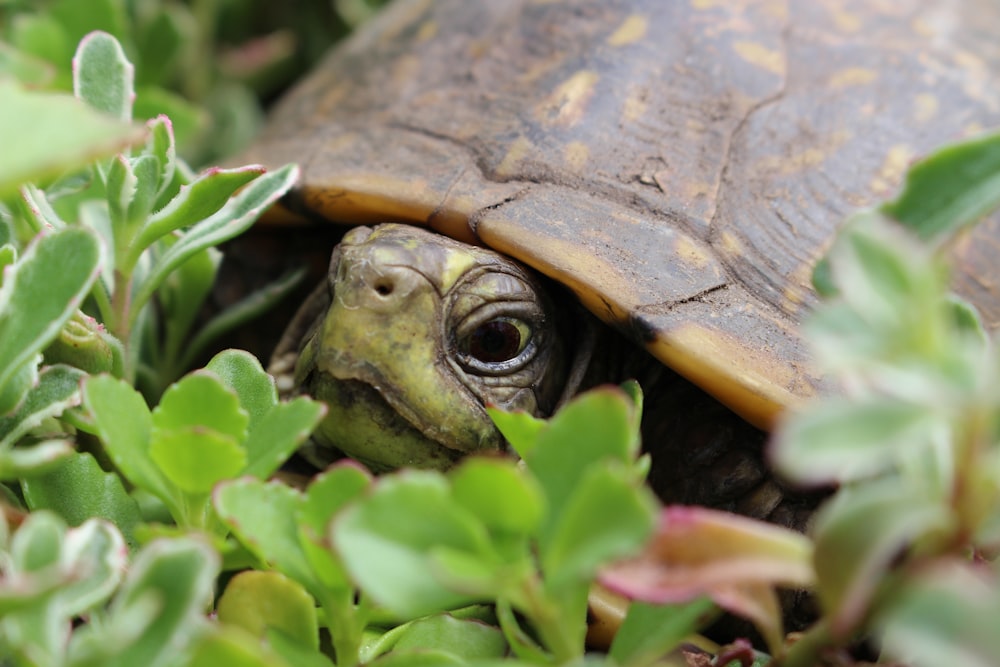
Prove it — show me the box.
[303,376,468,472]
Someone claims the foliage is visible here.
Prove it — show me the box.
[0,0,385,164]
[2,5,1000,667]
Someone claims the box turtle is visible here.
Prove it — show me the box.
[242,0,1000,526]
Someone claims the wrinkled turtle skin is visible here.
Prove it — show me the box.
[248,0,1000,527]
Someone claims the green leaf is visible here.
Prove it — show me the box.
[73,31,134,122]
[390,614,508,660]
[217,570,319,650]
[129,164,299,321]
[148,428,246,496]
[882,129,1000,241]
[82,374,172,508]
[520,387,640,548]
[541,464,656,590]
[21,452,142,550]
[331,471,491,618]
[298,463,371,591]
[152,371,249,440]
[205,350,276,435]
[487,407,545,459]
[187,627,292,667]
[609,599,717,667]
[246,398,328,479]
[0,228,102,411]
[449,457,544,536]
[0,364,84,449]
[812,479,950,639]
[214,479,318,592]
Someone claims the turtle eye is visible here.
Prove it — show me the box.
[462,317,531,366]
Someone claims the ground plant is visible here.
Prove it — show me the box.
[1,20,1000,667]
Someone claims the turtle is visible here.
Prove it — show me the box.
[240,0,1000,527]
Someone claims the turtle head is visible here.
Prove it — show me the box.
[280,223,573,471]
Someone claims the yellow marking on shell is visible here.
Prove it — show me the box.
[539,70,599,127]
[913,93,939,124]
[495,135,535,179]
[606,14,648,46]
[690,0,726,9]
[717,231,745,258]
[563,141,590,172]
[828,67,877,88]
[830,8,861,32]
[965,121,985,136]
[415,19,438,43]
[622,87,648,123]
[782,259,820,311]
[391,54,421,89]
[674,235,714,270]
[660,322,811,430]
[755,130,850,176]
[733,41,784,76]
[870,144,914,193]
[911,16,933,38]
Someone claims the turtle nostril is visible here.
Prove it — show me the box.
[373,278,394,297]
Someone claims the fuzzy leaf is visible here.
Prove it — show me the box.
[132,166,264,254]
[73,31,133,122]
[772,397,939,486]
[0,228,102,412]
[91,538,219,667]
[812,479,950,639]
[877,560,1000,667]
[130,163,299,321]
[0,81,142,197]
[0,364,85,449]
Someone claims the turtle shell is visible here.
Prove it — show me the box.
[242,0,1000,429]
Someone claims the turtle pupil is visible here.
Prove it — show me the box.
[468,320,522,363]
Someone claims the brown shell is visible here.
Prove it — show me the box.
[243,0,1000,428]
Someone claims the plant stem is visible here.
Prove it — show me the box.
[775,620,834,667]
[323,589,366,667]
[518,577,584,664]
